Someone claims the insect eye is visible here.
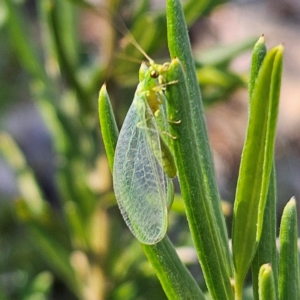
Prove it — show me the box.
[150,70,159,78]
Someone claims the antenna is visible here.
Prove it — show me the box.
[88,3,154,63]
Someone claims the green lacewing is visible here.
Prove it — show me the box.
[113,59,177,245]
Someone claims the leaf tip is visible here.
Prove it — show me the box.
[288,196,296,206]
[258,34,265,43]
[260,263,272,276]
[99,82,107,94]
[99,83,109,106]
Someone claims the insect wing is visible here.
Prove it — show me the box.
[113,95,168,244]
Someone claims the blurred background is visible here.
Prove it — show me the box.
[1,0,300,299]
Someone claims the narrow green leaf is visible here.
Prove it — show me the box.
[166,58,233,300]
[232,45,283,298]
[5,0,46,80]
[166,0,233,298]
[257,45,283,240]
[249,35,267,100]
[279,198,300,300]
[142,237,205,300]
[98,83,204,297]
[252,167,278,300]
[250,37,278,300]
[166,0,232,273]
[98,83,119,171]
[259,264,276,300]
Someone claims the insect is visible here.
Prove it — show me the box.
[113,59,177,245]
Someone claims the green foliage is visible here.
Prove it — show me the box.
[279,198,300,300]
[258,264,276,300]
[232,41,283,299]
[1,0,299,299]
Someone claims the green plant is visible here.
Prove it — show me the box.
[100,0,299,299]
[1,0,242,298]
[1,0,298,299]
